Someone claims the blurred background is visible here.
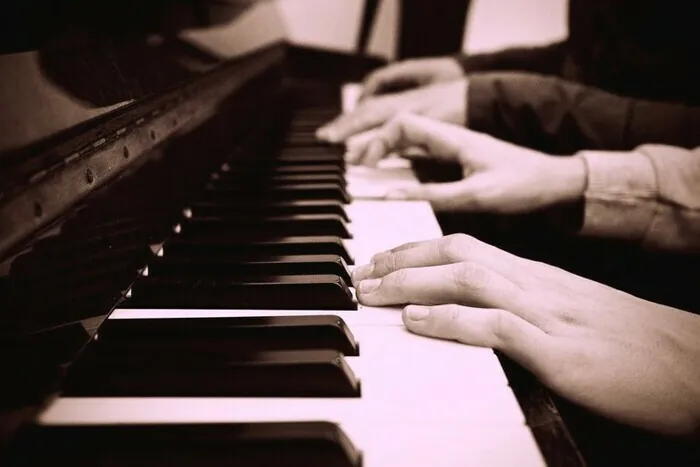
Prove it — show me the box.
[0,0,566,159]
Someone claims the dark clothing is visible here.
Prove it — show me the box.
[455,0,700,154]
[436,0,700,312]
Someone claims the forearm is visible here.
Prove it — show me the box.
[455,41,567,75]
[466,72,700,154]
[576,145,700,252]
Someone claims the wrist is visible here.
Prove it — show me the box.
[449,55,470,76]
[545,156,588,204]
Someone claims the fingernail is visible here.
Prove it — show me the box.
[358,278,381,293]
[385,190,407,200]
[351,263,374,283]
[406,306,430,321]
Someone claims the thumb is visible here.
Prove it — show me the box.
[402,304,554,378]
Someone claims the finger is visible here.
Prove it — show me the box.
[345,129,381,164]
[356,262,522,310]
[358,113,466,166]
[383,180,482,212]
[352,234,523,284]
[316,99,395,143]
[361,67,401,99]
[402,304,555,379]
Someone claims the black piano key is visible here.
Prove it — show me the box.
[204,183,352,203]
[189,200,350,222]
[279,145,345,156]
[147,254,352,284]
[207,174,346,190]
[267,173,347,186]
[180,214,352,239]
[124,274,357,310]
[273,164,345,175]
[3,422,362,467]
[95,315,359,356]
[210,172,347,187]
[163,235,354,265]
[64,348,361,397]
[276,154,346,166]
[223,157,346,174]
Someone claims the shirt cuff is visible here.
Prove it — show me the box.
[578,150,659,242]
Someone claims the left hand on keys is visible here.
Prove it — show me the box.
[352,234,700,437]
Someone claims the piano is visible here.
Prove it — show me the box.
[2,2,698,466]
[0,26,553,463]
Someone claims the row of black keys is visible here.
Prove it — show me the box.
[3,103,367,467]
[65,109,364,398]
[65,315,360,397]
[120,118,360,311]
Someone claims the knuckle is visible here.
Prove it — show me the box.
[489,309,516,350]
[377,252,399,275]
[427,305,462,339]
[387,268,408,289]
[438,234,474,262]
[451,261,490,292]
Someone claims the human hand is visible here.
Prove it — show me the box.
[344,113,586,213]
[352,234,700,437]
[359,57,465,99]
[316,80,467,143]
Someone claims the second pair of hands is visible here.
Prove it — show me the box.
[316,56,588,215]
[342,113,587,214]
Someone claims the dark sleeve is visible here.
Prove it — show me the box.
[454,42,567,76]
[467,72,700,154]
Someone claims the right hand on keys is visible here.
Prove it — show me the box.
[344,113,587,213]
[352,234,700,437]
[358,57,465,99]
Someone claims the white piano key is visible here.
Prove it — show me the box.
[345,200,442,263]
[110,306,405,325]
[342,421,547,467]
[346,161,421,200]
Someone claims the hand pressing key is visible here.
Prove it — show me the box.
[352,234,700,438]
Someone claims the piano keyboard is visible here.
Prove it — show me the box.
[3,85,545,466]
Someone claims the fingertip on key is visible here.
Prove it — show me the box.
[351,263,374,283]
[358,278,381,294]
[405,305,431,321]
